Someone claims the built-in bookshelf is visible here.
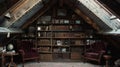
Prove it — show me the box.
[35,15,96,61]
[19,6,99,61]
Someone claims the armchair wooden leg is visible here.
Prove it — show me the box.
[35,58,40,63]
[82,57,87,63]
[38,57,40,63]
[22,63,24,67]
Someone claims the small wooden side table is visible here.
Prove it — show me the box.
[3,52,18,67]
[104,55,112,67]
[0,52,3,67]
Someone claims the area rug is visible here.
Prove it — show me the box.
[18,62,102,67]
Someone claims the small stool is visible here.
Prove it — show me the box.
[104,55,112,67]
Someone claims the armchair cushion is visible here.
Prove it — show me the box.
[83,41,107,63]
[18,40,39,61]
[84,51,104,60]
[84,52,99,58]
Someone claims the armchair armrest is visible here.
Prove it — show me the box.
[32,48,37,50]
[19,49,25,55]
[32,48,39,52]
[97,50,106,59]
[85,48,94,52]
[99,50,106,54]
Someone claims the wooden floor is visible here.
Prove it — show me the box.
[18,62,104,67]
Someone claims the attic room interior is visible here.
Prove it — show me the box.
[0,0,120,67]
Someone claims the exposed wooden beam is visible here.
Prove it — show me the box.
[64,0,100,31]
[21,0,100,31]
[21,0,56,29]
[59,0,64,7]
[116,0,120,3]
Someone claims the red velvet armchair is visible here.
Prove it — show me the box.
[18,40,39,67]
[83,42,107,64]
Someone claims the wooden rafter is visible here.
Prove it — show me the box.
[59,0,64,7]
[21,0,56,29]
[21,0,100,31]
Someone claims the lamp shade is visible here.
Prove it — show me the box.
[7,43,14,51]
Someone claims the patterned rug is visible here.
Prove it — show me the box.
[18,62,103,67]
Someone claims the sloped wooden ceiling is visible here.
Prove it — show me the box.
[98,0,120,34]
[21,0,57,29]
[0,0,120,34]
[21,0,100,32]
[64,0,100,31]
[100,0,120,16]
[0,0,19,15]
[18,0,119,33]
[77,0,120,34]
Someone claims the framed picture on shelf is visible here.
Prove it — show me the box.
[42,21,47,24]
[62,48,66,52]
[64,20,69,24]
[54,19,59,24]
[60,19,64,24]
[38,32,41,37]
[29,26,35,33]
[40,16,51,24]
[75,20,81,24]
[57,9,67,16]
[40,16,51,21]
[56,40,62,46]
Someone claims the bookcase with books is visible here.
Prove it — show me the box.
[35,13,96,61]
[16,6,99,61]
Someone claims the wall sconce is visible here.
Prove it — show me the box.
[110,15,117,20]
[7,32,10,38]
[4,12,11,19]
